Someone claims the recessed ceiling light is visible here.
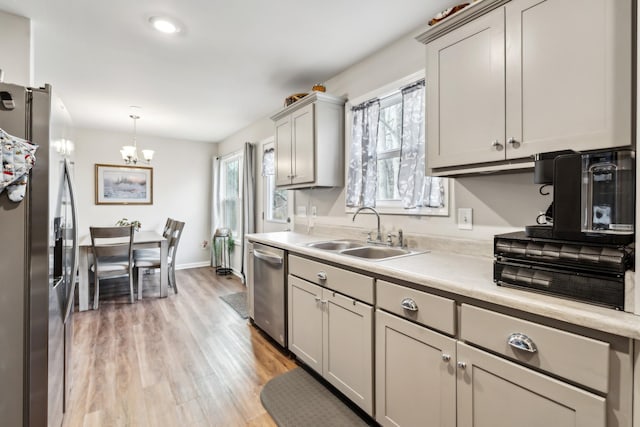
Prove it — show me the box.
[149,16,180,34]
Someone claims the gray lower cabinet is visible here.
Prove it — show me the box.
[288,274,374,415]
[456,342,606,427]
[375,309,456,427]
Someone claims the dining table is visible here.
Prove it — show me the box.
[77,230,168,311]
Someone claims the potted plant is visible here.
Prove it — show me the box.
[115,218,141,231]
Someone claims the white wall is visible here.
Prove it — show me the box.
[217,24,548,247]
[0,11,31,86]
[73,127,217,268]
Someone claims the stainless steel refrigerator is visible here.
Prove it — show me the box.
[0,82,77,427]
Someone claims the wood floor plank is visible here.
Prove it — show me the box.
[63,267,296,427]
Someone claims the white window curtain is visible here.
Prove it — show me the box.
[397,80,443,209]
[241,142,255,282]
[397,81,425,208]
[262,147,275,176]
[346,100,380,207]
[210,156,222,266]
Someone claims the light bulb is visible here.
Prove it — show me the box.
[149,17,180,34]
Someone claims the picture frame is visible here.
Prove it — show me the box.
[95,164,153,205]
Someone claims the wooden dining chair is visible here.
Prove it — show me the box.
[89,225,135,309]
[134,220,185,299]
[133,217,175,260]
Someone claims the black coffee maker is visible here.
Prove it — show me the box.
[526,148,635,245]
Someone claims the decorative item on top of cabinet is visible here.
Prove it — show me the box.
[416,0,632,175]
[270,92,345,189]
[428,2,471,26]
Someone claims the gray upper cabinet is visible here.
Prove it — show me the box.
[418,0,632,173]
[270,92,345,189]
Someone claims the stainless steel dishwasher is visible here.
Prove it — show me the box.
[252,242,287,347]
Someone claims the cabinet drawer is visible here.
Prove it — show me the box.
[377,280,455,335]
[289,255,374,304]
[460,304,609,393]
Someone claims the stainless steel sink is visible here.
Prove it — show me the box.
[340,246,412,259]
[306,239,423,261]
[306,240,364,251]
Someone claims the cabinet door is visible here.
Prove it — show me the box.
[275,115,293,186]
[505,0,632,157]
[457,342,606,427]
[287,275,323,374]
[376,310,456,427]
[291,103,315,185]
[323,289,373,415]
[426,7,506,169]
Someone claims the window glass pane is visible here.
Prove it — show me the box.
[377,99,402,153]
[220,155,242,237]
[376,157,400,201]
[223,198,238,234]
[266,174,288,222]
[225,159,239,197]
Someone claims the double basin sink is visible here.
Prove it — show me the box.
[305,239,423,261]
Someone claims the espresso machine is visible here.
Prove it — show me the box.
[526,148,635,244]
[494,148,635,309]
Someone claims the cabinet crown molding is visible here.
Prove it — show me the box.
[416,0,510,44]
[270,91,346,122]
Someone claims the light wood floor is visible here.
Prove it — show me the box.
[62,267,296,427]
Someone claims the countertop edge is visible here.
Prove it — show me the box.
[246,232,640,340]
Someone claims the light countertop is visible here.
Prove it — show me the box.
[247,231,640,340]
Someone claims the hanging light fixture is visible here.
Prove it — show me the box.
[121,113,154,164]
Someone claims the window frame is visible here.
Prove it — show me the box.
[219,150,243,240]
[344,70,449,216]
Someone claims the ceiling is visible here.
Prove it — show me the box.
[0,0,454,142]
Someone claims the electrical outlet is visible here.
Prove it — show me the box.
[457,208,473,230]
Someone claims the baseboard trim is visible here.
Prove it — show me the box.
[176,261,211,270]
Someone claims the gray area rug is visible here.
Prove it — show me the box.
[261,367,371,427]
[220,291,249,319]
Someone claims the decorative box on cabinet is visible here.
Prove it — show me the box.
[417,0,632,174]
[270,92,345,189]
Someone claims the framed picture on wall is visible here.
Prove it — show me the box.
[95,164,153,205]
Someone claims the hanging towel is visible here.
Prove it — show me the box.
[0,128,38,202]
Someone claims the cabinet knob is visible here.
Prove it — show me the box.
[314,296,321,302]
[317,272,327,281]
[507,137,521,149]
[457,361,467,369]
[491,140,504,151]
[442,354,451,362]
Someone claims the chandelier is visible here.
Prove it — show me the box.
[121,113,154,164]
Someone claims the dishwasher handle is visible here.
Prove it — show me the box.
[254,249,284,266]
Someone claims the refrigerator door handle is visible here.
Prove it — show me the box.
[63,159,77,324]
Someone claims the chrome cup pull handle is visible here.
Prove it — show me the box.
[400,298,418,312]
[507,333,537,353]
[317,271,327,281]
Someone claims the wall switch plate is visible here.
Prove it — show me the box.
[297,206,307,216]
[311,206,317,217]
[458,208,473,230]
